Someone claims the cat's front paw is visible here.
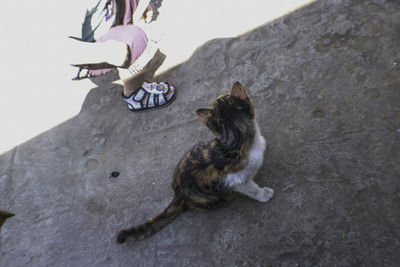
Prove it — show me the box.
[257,187,274,203]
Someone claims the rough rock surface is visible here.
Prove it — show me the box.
[1,0,400,266]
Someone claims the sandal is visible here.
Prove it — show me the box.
[71,64,90,80]
[71,62,117,80]
[122,81,176,112]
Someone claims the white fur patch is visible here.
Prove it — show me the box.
[225,121,266,187]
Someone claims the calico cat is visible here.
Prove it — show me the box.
[117,81,274,243]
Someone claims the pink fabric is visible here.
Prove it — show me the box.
[89,0,147,77]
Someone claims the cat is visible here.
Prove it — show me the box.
[117,81,274,243]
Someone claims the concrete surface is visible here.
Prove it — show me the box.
[1,0,400,266]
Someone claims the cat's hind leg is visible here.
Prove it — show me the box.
[186,195,231,211]
[234,180,274,203]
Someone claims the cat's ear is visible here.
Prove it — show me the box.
[230,81,248,100]
[196,108,213,124]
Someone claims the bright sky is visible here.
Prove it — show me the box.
[0,0,313,154]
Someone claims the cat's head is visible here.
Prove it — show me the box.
[196,81,255,138]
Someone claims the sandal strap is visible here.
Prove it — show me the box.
[142,81,169,94]
[123,90,145,111]
[158,93,166,106]
[148,93,155,108]
[134,88,146,101]
[127,100,142,110]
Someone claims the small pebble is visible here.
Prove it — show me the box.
[110,171,120,179]
[283,184,295,191]
[312,107,324,118]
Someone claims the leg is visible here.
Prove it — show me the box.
[234,180,274,203]
[71,25,148,78]
[70,24,176,111]
[120,66,148,97]
[67,37,128,67]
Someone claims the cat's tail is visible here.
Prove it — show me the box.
[116,195,185,243]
